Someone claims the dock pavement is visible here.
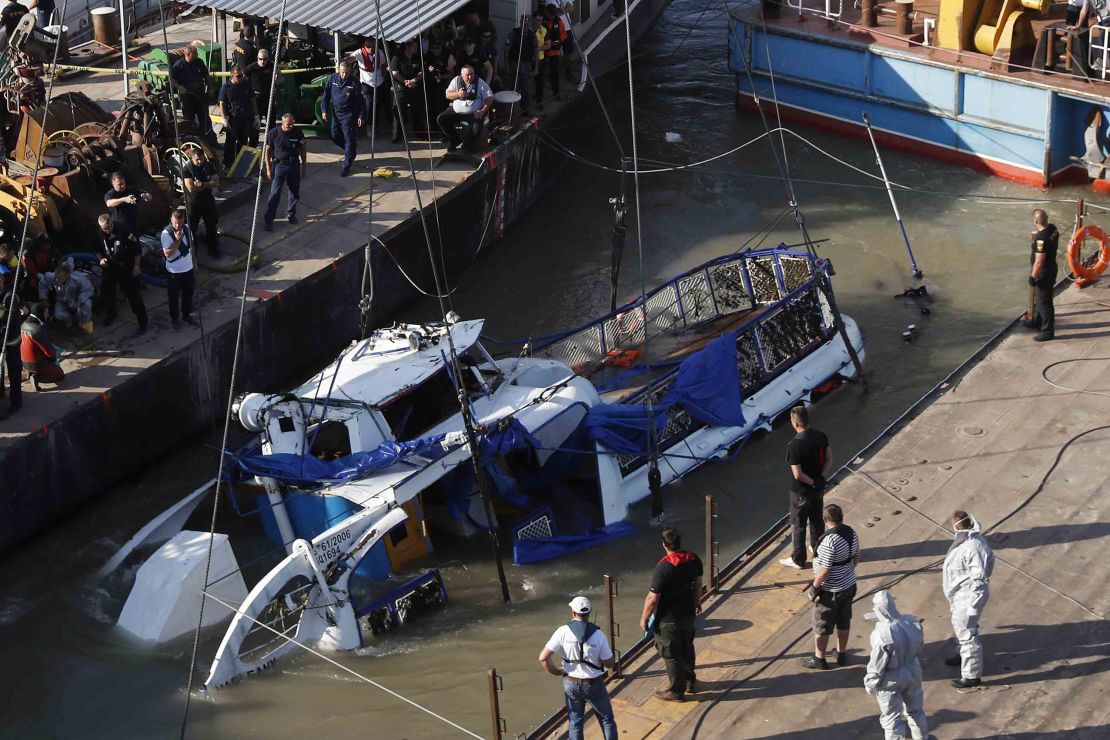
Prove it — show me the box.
[554,280,1110,739]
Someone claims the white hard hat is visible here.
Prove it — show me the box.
[568,596,591,614]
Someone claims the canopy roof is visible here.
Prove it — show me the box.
[189,0,472,42]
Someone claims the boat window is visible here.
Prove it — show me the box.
[309,420,352,461]
[380,368,461,438]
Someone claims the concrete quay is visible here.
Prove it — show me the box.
[540,280,1110,739]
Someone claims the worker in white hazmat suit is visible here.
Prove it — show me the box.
[942,510,994,689]
[864,590,928,740]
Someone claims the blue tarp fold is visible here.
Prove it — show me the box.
[235,434,447,486]
[480,417,541,457]
[584,331,745,453]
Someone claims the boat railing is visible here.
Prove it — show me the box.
[785,0,844,21]
[524,247,821,372]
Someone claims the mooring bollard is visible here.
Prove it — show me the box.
[487,668,505,740]
[705,495,719,597]
[604,574,621,677]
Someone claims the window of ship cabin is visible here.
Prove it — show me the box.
[380,368,461,439]
[309,420,352,461]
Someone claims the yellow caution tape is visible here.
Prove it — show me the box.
[373,166,396,179]
[50,63,333,77]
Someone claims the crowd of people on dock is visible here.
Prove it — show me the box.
[541,405,996,740]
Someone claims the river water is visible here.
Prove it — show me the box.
[0,2,1095,738]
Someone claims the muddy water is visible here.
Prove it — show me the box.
[0,2,1098,738]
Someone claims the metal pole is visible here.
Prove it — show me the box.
[862,112,923,279]
[487,668,504,740]
[704,495,718,597]
[604,574,620,677]
[333,30,341,66]
[119,0,128,97]
[221,11,227,73]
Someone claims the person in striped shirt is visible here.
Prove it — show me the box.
[802,503,860,670]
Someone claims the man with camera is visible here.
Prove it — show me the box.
[781,404,833,569]
[160,209,197,332]
[437,65,493,154]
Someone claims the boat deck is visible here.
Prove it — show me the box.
[738,0,1110,102]
[542,278,1110,738]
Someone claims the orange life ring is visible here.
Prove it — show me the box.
[1067,224,1110,287]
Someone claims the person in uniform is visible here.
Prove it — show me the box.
[780,404,832,569]
[96,214,147,336]
[352,36,390,137]
[40,262,94,334]
[245,48,280,144]
[389,40,424,145]
[183,149,221,258]
[103,171,153,237]
[538,596,618,740]
[170,45,213,138]
[943,510,994,689]
[0,288,23,418]
[263,113,307,230]
[160,209,197,332]
[639,526,703,702]
[321,60,364,177]
[231,25,257,70]
[218,65,257,170]
[1026,209,1059,342]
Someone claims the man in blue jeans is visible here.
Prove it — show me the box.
[263,113,307,230]
[539,596,618,740]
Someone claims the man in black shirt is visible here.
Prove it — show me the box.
[103,171,152,236]
[95,214,147,335]
[231,25,257,70]
[640,527,703,702]
[263,113,307,230]
[390,40,424,144]
[170,45,213,137]
[183,149,221,257]
[245,48,280,140]
[217,65,257,170]
[780,404,832,569]
[1026,209,1059,342]
[1,0,27,37]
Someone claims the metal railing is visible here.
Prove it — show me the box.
[786,0,844,20]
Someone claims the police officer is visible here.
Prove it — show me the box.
[231,25,257,70]
[96,214,147,336]
[263,113,307,231]
[170,45,213,138]
[183,149,221,257]
[245,48,280,144]
[218,65,257,170]
[1026,209,1059,342]
[321,60,364,177]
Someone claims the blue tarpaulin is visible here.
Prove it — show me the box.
[235,434,447,486]
[584,331,745,453]
[513,521,638,565]
[480,417,541,457]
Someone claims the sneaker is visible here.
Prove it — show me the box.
[288,214,298,225]
[653,690,684,702]
[264,221,273,232]
[182,315,198,327]
[779,557,803,570]
[951,677,981,689]
[1033,332,1054,342]
[836,651,849,667]
[800,656,828,670]
[171,319,181,332]
[944,655,962,667]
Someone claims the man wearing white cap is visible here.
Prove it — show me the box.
[538,596,618,740]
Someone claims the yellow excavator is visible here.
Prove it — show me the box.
[937,0,1050,63]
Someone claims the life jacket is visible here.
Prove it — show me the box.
[565,620,604,671]
[544,17,567,56]
[816,524,858,566]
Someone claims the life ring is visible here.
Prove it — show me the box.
[1067,224,1110,287]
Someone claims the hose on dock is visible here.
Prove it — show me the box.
[193,232,264,273]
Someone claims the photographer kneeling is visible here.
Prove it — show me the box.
[437,65,494,154]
